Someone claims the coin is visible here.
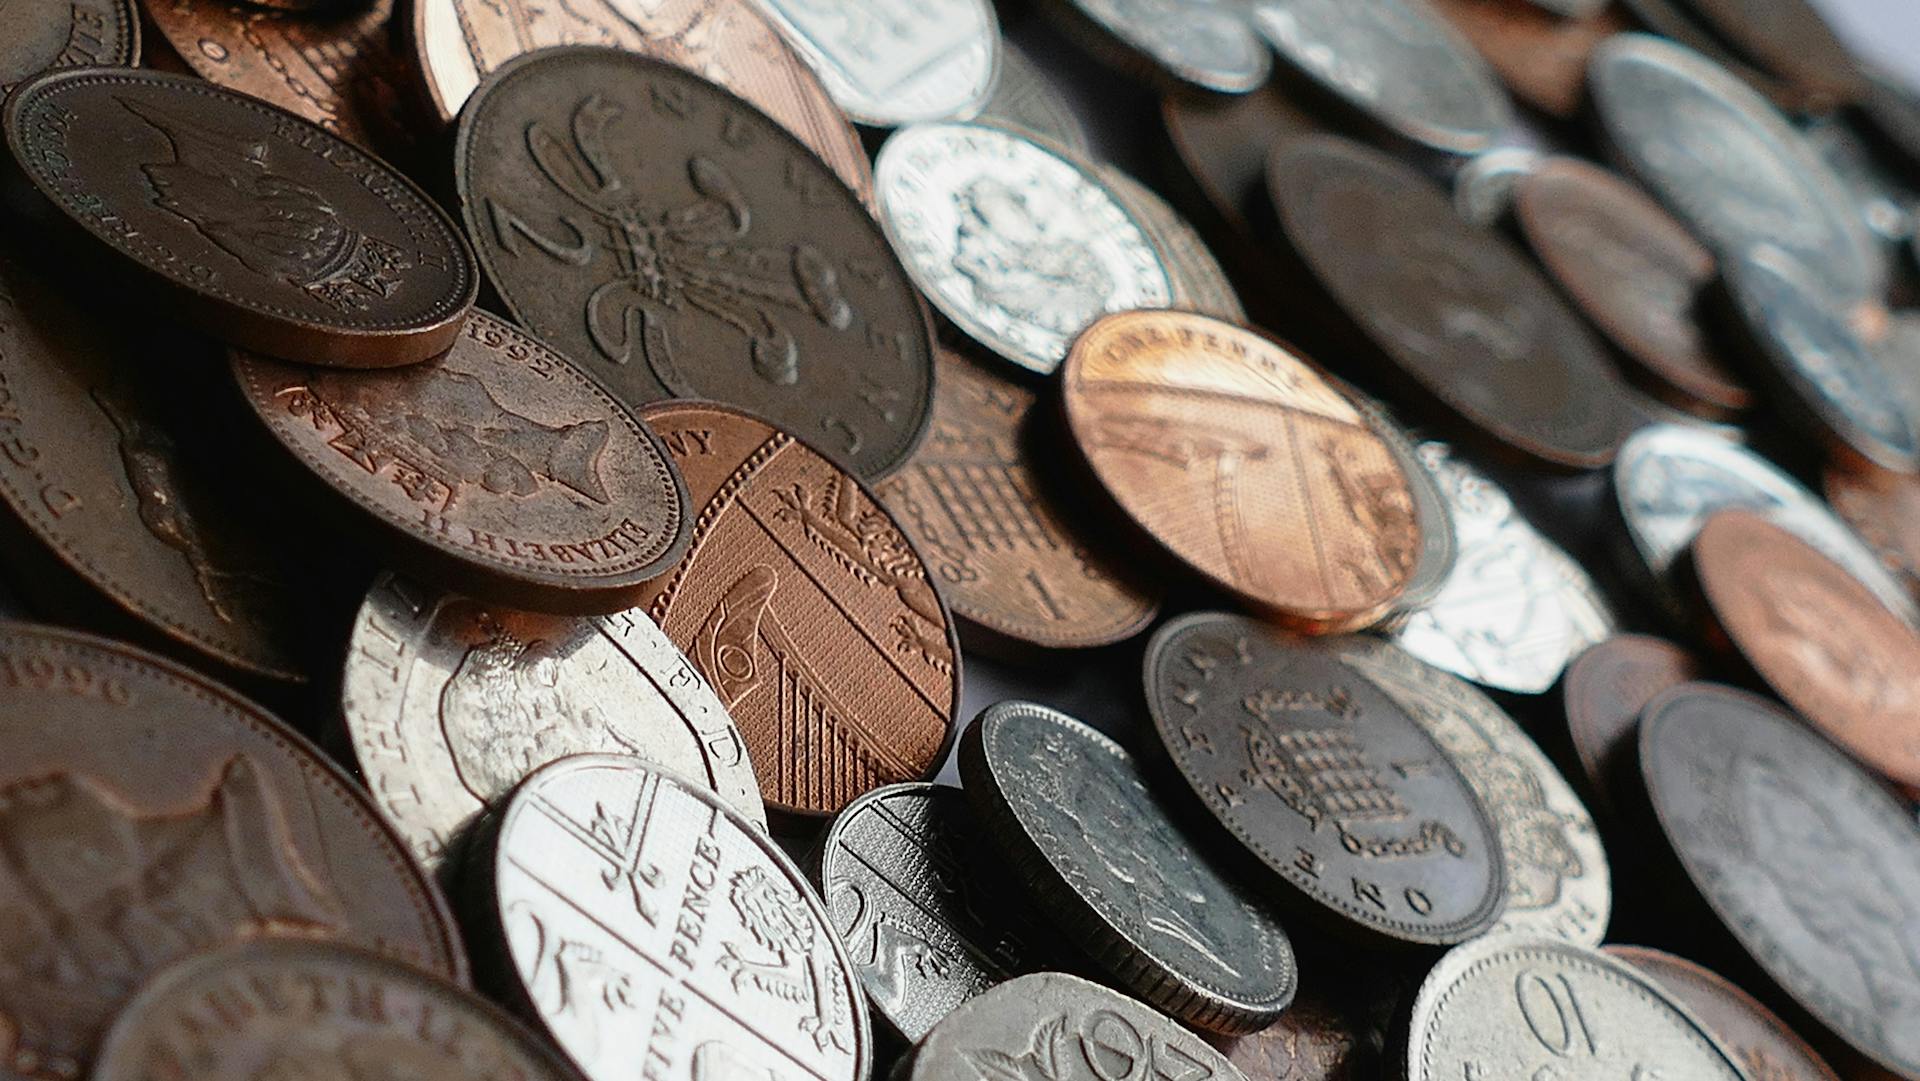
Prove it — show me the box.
[1143,614,1506,947]
[486,753,869,1081]
[875,346,1159,651]
[1450,146,1538,226]
[456,47,931,481]
[960,700,1297,1033]
[0,621,464,1080]
[1351,391,1455,616]
[92,941,582,1081]
[1249,0,1512,156]
[976,41,1092,155]
[1206,988,1366,1081]
[341,573,765,872]
[1560,635,1698,815]
[2,69,477,368]
[1406,936,1750,1081]
[1267,136,1635,470]
[1096,165,1246,323]
[1639,682,1920,1079]
[1063,310,1422,631]
[1393,442,1615,694]
[1426,0,1625,119]
[0,0,136,94]
[749,0,1000,126]
[633,401,960,818]
[1042,0,1270,94]
[1674,0,1865,107]
[1826,462,1920,602]
[1614,0,1830,110]
[1160,81,1323,243]
[1605,946,1844,1081]
[1804,116,1917,250]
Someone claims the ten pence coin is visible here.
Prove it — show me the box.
[1062,310,1422,632]
[1425,0,1625,120]
[633,401,960,818]
[1560,635,1699,816]
[0,0,135,95]
[748,0,1000,126]
[1606,946,1844,1081]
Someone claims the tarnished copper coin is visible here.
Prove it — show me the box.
[1205,989,1366,1081]
[1427,0,1625,119]
[633,401,960,818]
[1690,509,1920,791]
[1561,635,1699,815]
[1826,462,1920,603]
[1063,309,1420,632]
[0,621,463,1080]
[233,311,692,615]
[1606,946,1843,1081]
[876,346,1159,651]
[0,0,135,94]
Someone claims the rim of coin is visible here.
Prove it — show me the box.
[1040,0,1271,94]
[975,41,1093,155]
[1426,0,1626,120]
[0,0,137,93]
[749,0,1002,127]
[1604,945,1845,1081]
[1349,392,1456,617]
[1560,634,1698,814]
[1676,0,1866,106]
[1095,164,1246,323]
[1613,0,1834,112]
[1825,459,1920,599]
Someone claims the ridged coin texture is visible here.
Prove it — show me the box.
[340,573,764,872]
[1143,613,1506,947]
[1560,635,1698,816]
[1605,947,1843,1081]
[0,0,135,94]
[0,621,463,1081]
[1,68,476,368]
[634,401,960,818]
[91,942,583,1081]
[1062,310,1421,632]
[977,42,1092,156]
[486,754,867,1081]
[1406,937,1749,1081]
[456,46,930,481]
[233,311,691,615]
[875,122,1172,376]
[749,0,1000,126]
[1639,683,1920,1080]
[960,702,1297,1034]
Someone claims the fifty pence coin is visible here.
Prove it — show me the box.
[976,42,1092,155]
[340,572,765,872]
[749,0,1000,126]
[1042,0,1270,94]
[1096,164,1246,323]
[1426,0,1625,120]
[1143,612,1507,948]
[232,311,692,616]
[1606,946,1844,1081]
[2,68,476,368]
[1560,635,1699,816]
[0,0,135,95]
[456,47,931,481]
[875,122,1171,376]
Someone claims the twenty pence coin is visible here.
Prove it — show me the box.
[1560,635,1699,815]
[1605,946,1843,1081]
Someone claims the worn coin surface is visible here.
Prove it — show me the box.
[1205,988,1365,1081]
[750,0,998,126]
[634,401,959,818]
[0,621,463,1081]
[1826,462,1920,603]
[1049,0,1269,94]
[1640,682,1920,1080]
[876,122,1171,376]
[1064,310,1421,631]
[1606,946,1843,1081]
[876,346,1159,650]
[457,47,931,481]
[1144,613,1507,947]
[0,0,135,94]
[1096,165,1245,323]
[234,312,691,615]
[1406,936,1750,1081]
[1427,0,1624,119]
[977,42,1092,155]
[1394,442,1615,695]
[1269,136,1634,470]
[490,754,868,1081]
[1560,635,1698,815]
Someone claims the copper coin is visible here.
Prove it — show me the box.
[232,310,692,615]
[0,621,463,1080]
[1205,989,1366,1081]
[1561,635,1699,815]
[1606,946,1843,1081]
[1161,82,1323,243]
[455,46,931,481]
[1062,309,1421,632]
[1825,463,1920,604]
[1267,136,1635,471]
[0,0,136,94]
[1513,157,1753,418]
[1426,0,1626,120]
[876,346,1159,651]
[410,0,870,202]
[633,401,960,817]
[1,68,476,369]
[1690,509,1920,791]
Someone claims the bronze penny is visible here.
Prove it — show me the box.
[1513,157,1752,418]
[876,346,1159,651]
[1561,635,1699,816]
[1427,0,1626,119]
[455,46,931,481]
[1062,309,1421,633]
[0,621,463,1081]
[1691,509,1920,791]
[1,68,476,369]
[1205,989,1366,1081]
[232,310,692,615]
[1825,463,1920,604]
[633,401,960,818]
[0,0,136,94]
[1606,946,1843,1081]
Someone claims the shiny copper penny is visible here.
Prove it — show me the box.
[0,0,136,94]
[232,311,692,615]
[1606,946,1843,1081]
[633,401,960,817]
[1062,309,1420,632]
[1561,635,1699,815]
[1691,509,1920,790]
[876,346,1159,651]
[1427,0,1626,119]
[1825,463,1920,603]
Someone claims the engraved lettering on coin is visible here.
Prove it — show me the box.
[749,0,999,126]
[0,0,136,95]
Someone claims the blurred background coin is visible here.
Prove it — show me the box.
[1041,0,1270,94]
[1560,635,1700,816]
[1605,946,1844,1081]
[749,0,1001,126]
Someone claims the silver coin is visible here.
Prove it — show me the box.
[1392,442,1614,695]
[1588,33,1877,304]
[976,43,1092,155]
[1519,0,1607,17]
[1334,639,1610,945]
[1452,147,1541,226]
[1802,115,1915,247]
[1053,0,1270,94]
[1094,164,1245,323]
[490,754,867,1081]
[876,123,1172,375]
[1407,936,1749,1081]
[1248,0,1513,156]
[750,0,1001,127]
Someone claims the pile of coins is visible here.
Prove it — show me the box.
[2,0,1919,1077]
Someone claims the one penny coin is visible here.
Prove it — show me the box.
[1560,635,1699,815]
[1825,462,1920,603]
[633,401,960,818]
[1606,946,1843,1081]
[456,47,930,480]
[0,0,135,94]
[2,68,476,368]
[232,311,692,615]
[1063,309,1422,632]
[1426,0,1626,120]
[876,346,1159,651]
[0,621,464,1080]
